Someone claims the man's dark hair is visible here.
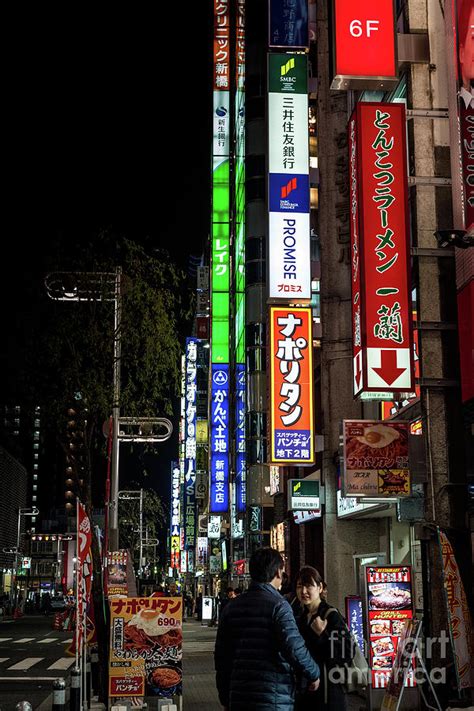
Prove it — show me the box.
[249,547,284,583]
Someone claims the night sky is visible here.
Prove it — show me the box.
[2,6,213,507]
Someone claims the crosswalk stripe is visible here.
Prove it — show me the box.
[0,658,9,663]
[13,638,35,644]
[61,639,73,644]
[47,657,75,671]
[37,638,59,644]
[0,638,12,643]
[8,657,43,670]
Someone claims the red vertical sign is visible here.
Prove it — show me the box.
[350,103,414,396]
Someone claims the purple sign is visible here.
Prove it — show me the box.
[210,364,229,513]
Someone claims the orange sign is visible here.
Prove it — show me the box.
[269,307,314,464]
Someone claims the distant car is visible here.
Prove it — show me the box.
[50,596,66,611]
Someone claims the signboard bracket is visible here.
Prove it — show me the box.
[405,109,449,119]
[407,176,452,187]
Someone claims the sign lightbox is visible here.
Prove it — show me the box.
[287,479,321,511]
[269,0,309,49]
[349,103,414,397]
[268,54,311,301]
[210,364,229,513]
[269,307,314,464]
[331,0,398,90]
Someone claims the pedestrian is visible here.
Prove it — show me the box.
[220,586,236,614]
[215,547,320,710]
[294,566,353,711]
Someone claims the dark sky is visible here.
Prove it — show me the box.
[3,6,214,507]
[4,6,213,273]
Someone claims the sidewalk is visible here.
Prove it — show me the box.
[183,618,220,711]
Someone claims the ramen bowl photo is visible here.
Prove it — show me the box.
[148,665,182,697]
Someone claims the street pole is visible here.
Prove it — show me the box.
[14,509,21,607]
[109,267,122,553]
[139,488,143,579]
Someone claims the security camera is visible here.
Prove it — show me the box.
[433,229,474,249]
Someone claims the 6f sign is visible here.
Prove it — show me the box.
[331,0,398,90]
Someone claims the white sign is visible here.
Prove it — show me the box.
[367,347,412,389]
[336,489,387,518]
[202,596,214,621]
[268,93,309,174]
[208,516,221,539]
[268,212,311,300]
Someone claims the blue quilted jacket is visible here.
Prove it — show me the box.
[215,582,320,710]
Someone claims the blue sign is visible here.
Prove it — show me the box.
[345,596,365,655]
[210,364,229,513]
[269,173,310,213]
[235,364,246,513]
[269,0,309,49]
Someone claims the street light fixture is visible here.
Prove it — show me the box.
[45,268,122,551]
[118,490,144,577]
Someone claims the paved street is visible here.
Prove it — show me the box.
[0,613,75,710]
[183,618,220,711]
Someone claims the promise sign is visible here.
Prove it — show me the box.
[349,102,414,397]
[269,307,314,464]
[331,0,398,90]
[268,53,311,300]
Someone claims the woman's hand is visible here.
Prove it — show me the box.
[310,615,327,636]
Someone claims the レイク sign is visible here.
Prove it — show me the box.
[331,0,398,90]
[350,103,414,397]
[269,307,314,464]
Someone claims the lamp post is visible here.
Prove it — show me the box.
[118,490,144,580]
[14,507,39,608]
[45,268,122,551]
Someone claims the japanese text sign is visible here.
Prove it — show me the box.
[107,550,128,598]
[350,103,414,397]
[331,0,397,90]
[184,339,197,550]
[109,596,182,699]
[210,364,229,512]
[269,0,309,49]
[268,53,311,300]
[270,307,314,464]
[170,463,180,569]
[342,420,410,498]
[365,566,414,689]
[235,363,246,513]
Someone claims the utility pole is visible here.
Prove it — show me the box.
[109,267,122,552]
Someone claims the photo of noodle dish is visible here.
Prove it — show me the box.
[124,608,183,655]
[371,636,394,656]
[369,582,412,611]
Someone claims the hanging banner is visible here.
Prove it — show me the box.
[77,501,92,651]
[345,596,365,655]
[109,596,183,699]
[342,420,410,498]
[331,0,398,90]
[210,364,229,513]
[269,307,315,464]
[365,565,415,689]
[349,103,414,398]
[107,551,129,597]
[437,529,474,690]
[268,53,311,301]
[170,462,181,569]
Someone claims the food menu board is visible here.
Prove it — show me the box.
[345,595,365,655]
[107,550,128,597]
[365,566,415,689]
[109,596,183,700]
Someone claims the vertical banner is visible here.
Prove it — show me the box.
[269,307,314,464]
[349,103,414,397]
[109,596,183,699]
[184,339,198,555]
[365,566,414,689]
[76,501,92,653]
[345,596,365,655]
[269,0,309,49]
[170,463,181,570]
[235,363,246,513]
[210,364,229,512]
[331,0,397,90]
[437,529,474,690]
[268,53,311,300]
[107,551,129,597]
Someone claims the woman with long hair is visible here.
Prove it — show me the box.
[293,566,353,711]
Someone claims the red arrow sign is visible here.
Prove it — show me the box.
[356,361,363,390]
[373,350,406,386]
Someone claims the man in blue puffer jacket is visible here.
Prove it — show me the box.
[215,547,320,710]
